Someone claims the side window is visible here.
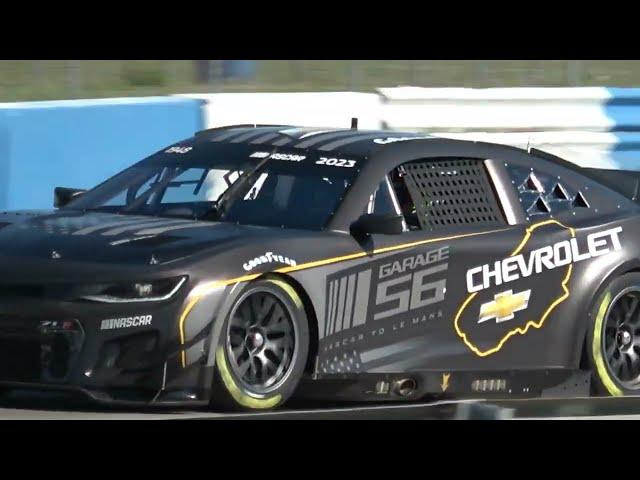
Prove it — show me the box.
[104,172,159,207]
[157,169,207,204]
[366,176,397,216]
[390,167,420,230]
[365,172,419,232]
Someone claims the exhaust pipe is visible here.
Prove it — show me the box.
[392,378,417,397]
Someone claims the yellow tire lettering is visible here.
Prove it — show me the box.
[267,278,304,310]
[592,291,623,396]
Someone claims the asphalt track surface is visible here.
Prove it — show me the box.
[0,395,467,420]
[2,394,640,419]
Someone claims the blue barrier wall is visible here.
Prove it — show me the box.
[0,96,204,210]
[605,88,640,170]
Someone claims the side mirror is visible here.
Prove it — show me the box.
[350,213,405,237]
[54,187,87,208]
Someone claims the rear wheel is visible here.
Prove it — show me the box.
[209,278,309,411]
[587,273,640,396]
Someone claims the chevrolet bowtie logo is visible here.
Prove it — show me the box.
[478,289,531,324]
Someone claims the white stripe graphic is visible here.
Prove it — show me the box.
[72,218,151,236]
[335,277,348,333]
[135,222,215,235]
[100,219,186,236]
[326,280,335,337]
[352,269,371,327]
[298,129,336,139]
[330,279,339,334]
[342,274,356,331]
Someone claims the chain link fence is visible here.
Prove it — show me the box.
[0,60,638,102]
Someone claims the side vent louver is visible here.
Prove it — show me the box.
[527,196,551,215]
[520,172,545,193]
[572,191,590,208]
[550,183,570,200]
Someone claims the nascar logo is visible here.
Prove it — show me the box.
[100,315,153,330]
[250,152,306,162]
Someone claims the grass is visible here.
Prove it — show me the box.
[1,60,640,102]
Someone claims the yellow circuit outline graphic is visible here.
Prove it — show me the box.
[453,219,575,357]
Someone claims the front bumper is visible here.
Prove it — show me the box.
[0,294,217,405]
[0,376,210,407]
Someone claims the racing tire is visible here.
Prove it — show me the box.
[209,278,310,411]
[587,272,640,396]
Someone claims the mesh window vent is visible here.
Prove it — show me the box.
[402,159,506,231]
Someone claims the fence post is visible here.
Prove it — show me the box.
[194,60,210,84]
[409,60,418,86]
[348,61,362,90]
[473,61,490,87]
[67,60,82,99]
[568,60,583,86]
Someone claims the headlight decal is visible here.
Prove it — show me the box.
[81,277,187,303]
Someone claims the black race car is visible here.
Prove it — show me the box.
[1,124,639,410]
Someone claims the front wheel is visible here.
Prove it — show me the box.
[209,278,309,411]
[587,272,640,396]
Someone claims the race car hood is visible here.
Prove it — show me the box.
[0,209,284,268]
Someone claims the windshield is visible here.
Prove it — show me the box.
[66,142,360,231]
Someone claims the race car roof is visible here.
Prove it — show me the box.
[194,125,433,157]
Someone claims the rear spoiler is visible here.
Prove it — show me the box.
[582,168,640,203]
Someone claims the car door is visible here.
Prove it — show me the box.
[347,156,531,373]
